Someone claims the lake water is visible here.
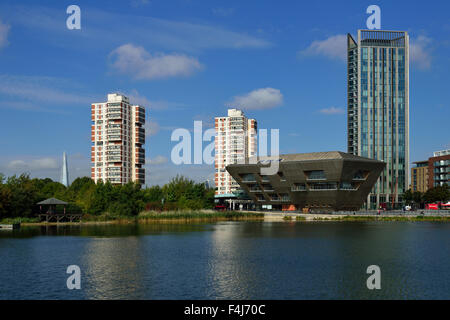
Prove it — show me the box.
[0,221,449,299]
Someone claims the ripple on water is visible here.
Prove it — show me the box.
[0,221,449,299]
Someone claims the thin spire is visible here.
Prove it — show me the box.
[61,152,69,187]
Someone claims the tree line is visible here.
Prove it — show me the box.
[0,173,215,219]
[403,184,450,208]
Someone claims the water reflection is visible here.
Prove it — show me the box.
[0,222,449,299]
[208,222,255,299]
[82,237,145,299]
[0,223,210,238]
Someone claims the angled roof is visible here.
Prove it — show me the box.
[279,151,357,161]
[37,198,68,205]
[238,151,383,164]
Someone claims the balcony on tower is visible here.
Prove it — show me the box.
[135,106,145,123]
[135,127,145,144]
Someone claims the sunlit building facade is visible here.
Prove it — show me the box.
[411,160,428,193]
[428,149,450,188]
[91,93,146,185]
[226,151,385,211]
[215,109,257,195]
[347,30,410,209]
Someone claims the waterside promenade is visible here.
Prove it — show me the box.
[262,210,450,221]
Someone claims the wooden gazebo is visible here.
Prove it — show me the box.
[37,198,82,223]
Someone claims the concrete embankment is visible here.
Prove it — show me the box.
[263,212,346,221]
[256,210,450,222]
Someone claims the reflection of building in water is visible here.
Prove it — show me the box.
[82,237,145,299]
[208,223,261,299]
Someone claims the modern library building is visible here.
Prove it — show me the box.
[226,151,385,211]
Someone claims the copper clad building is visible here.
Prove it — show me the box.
[226,151,385,211]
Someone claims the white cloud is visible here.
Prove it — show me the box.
[319,106,345,115]
[30,158,59,169]
[109,44,204,80]
[3,5,271,53]
[145,120,160,137]
[0,75,98,105]
[147,155,168,165]
[144,163,214,186]
[410,35,432,70]
[125,89,184,110]
[227,88,283,110]
[299,34,347,61]
[0,154,91,183]
[301,34,433,69]
[0,19,10,49]
[127,89,150,107]
[8,157,58,170]
[7,160,27,169]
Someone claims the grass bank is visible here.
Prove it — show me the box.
[0,217,40,225]
[5,210,265,226]
[137,210,265,223]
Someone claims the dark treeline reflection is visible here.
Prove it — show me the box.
[0,223,213,238]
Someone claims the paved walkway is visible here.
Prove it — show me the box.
[250,210,450,221]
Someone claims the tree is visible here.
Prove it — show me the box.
[412,191,423,204]
[143,185,163,202]
[424,184,450,203]
[3,174,37,218]
[403,189,413,204]
[109,182,145,216]
[0,173,217,219]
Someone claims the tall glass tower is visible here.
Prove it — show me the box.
[347,30,409,209]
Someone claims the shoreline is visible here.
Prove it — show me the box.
[20,216,265,226]
[265,211,450,222]
[7,211,265,226]
[11,213,450,226]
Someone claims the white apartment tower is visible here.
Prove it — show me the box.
[215,108,257,195]
[91,93,146,185]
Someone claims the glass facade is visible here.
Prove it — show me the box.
[347,30,409,209]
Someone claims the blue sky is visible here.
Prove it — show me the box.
[0,0,449,186]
